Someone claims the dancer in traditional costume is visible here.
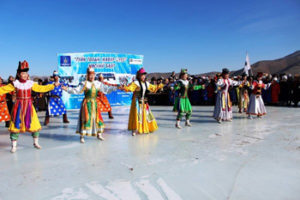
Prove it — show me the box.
[97,74,115,119]
[0,77,11,124]
[122,68,163,136]
[5,76,15,127]
[247,72,269,119]
[238,73,250,113]
[44,71,69,125]
[62,67,119,143]
[213,68,240,123]
[0,61,56,153]
[173,69,205,128]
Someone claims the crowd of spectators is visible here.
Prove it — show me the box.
[147,71,300,107]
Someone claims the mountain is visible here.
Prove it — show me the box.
[232,50,300,76]
[147,50,300,79]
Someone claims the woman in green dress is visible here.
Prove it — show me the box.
[62,67,119,143]
[173,69,205,129]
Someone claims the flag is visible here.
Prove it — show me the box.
[244,52,251,76]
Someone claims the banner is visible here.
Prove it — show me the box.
[57,52,143,109]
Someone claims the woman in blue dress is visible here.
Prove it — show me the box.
[44,71,69,125]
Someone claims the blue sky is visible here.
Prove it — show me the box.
[0,0,299,78]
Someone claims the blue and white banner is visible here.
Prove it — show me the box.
[58,52,143,109]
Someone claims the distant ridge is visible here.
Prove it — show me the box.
[148,50,300,79]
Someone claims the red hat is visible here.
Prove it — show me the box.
[17,60,29,73]
[137,68,147,75]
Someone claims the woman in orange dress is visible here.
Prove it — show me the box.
[97,74,115,119]
[0,77,11,123]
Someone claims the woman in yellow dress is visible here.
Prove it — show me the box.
[0,61,57,153]
[122,68,163,136]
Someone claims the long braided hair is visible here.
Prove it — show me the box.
[136,71,149,98]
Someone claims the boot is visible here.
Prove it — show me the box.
[248,115,253,120]
[132,130,137,136]
[33,138,42,149]
[10,140,17,153]
[108,111,114,119]
[63,114,70,123]
[185,120,192,127]
[80,136,85,143]
[97,133,104,141]
[175,120,182,129]
[217,118,222,124]
[5,121,10,128]
[44,116,50,125]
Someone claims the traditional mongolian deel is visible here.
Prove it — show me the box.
[0,80,54,133]
[213,78,239,122]
[173,79,204,120]
[247,80,268,116]
[67,80,117,136]
[97,91,112,112]
[0,60,56,153]
[0,85,10,123]
[47,81,67,116]
[124,80,163,134]
[238,80,250,113]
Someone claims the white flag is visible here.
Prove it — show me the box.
[243,53,251,75]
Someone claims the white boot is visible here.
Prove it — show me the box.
[132,130,137,136]
[217,118,222,124]
[97,133,104,141]
[80,136,85,143]
[248,115,253,120]
[10,140,17,153]
[33,138,42,149]
[175,120,182,129]
[185,120,192,127]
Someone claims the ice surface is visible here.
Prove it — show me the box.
[0,106,299,200]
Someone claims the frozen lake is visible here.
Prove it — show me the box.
[0,106,299,200]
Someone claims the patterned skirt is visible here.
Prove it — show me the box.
[97,92,112,112]
[76,98,104,136]
[0,100,10,122]
[48,97,67,116]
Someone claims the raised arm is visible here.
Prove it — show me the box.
[148,83,164,93]
[193,84,205,90]
[96,81,118,95]
[230,79,240,86]
[32,83,54,93]
[0,84,15,95]
[123,82,138,92]
[66,84,85,94]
